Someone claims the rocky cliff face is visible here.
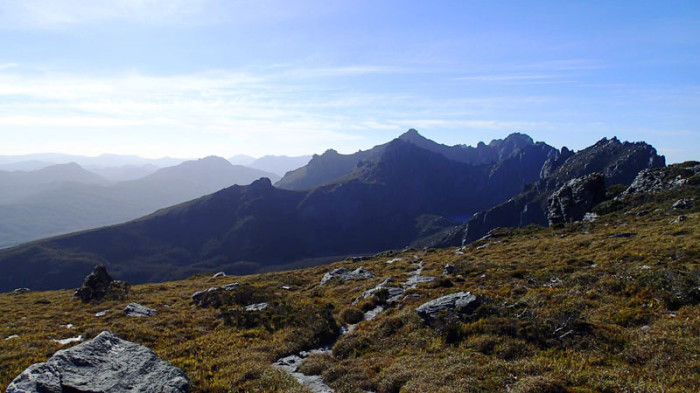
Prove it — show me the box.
[434,137,666,247]
[547,173,606,225]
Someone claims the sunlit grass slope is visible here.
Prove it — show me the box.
[1,184,698,393]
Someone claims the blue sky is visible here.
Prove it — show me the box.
[0,1,698,162]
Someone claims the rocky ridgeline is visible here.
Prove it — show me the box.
[6,331,189,393]
[433,137,667,247]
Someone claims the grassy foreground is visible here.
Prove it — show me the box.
[1,186,699,393]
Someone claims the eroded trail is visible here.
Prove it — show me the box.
[273,258,434,393]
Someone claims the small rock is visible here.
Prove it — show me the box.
[5,334,19,340]
[212,271,226,278]
[609,232,637,238]
[443,264,456,276]
[672,198,694,210]
[60,324,75,329]
[386,258,403,264]
[635,210,649,217]
[245,302,268,311]
[7,331,189,393]
[123,303,156,317]
[12,288,31,294]
[671,215,687,224]
[641,325,651,331]
[191,283,239,307]
[221,283,239,291]
[415,292,481,324]
[53,336,83,346]
[582,212,599,222]
[95,310,109,317]
[320,267,374,285]
[281,285,291,290]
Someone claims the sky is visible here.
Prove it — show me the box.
[0,0,698,163]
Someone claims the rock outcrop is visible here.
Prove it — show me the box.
[320,267,374,285]
[123,303,156,317]
[5,331,189,393]
[191,282,239,307]
[547,173,606,225]
[74,265,130,303]
[415,292,481,324]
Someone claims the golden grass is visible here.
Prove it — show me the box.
[1,191,699,392]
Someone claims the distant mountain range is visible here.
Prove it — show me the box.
[0,157,279,248]
[0,130,666,292]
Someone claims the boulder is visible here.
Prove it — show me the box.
[12,288,30,294]
[123,303,156,317]
[443,264,456,276]
[547,173,606,225]
[74,265,130,303]
[5,331,189,393]
[245,302,268,311]
[672,198,694,210]
[320,267,374,285]
[213,272,226,278]
[353,278,404,305]
[191,282,239,307]
[415,292,481,324]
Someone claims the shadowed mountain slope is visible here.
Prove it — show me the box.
[0,134,558,291]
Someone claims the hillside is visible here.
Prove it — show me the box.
[0,157,279,248]
[1,175,697,392]
[0,136,559,291]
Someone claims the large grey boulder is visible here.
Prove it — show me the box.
[123,303,156,317]
[415,292,481,324]
[320,267,374,285]
[547,173,606,225]
[74,265,130,303]
[5,331,189,393]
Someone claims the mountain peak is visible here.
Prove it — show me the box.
[398,129,426,142]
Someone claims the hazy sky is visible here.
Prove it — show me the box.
[0,0,698,163]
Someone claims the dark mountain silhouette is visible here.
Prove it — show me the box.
[276,130,546,191]
[431,137,666,247]
[0,157,280,248]
[0,132,559,291]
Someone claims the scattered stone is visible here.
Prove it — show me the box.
[7,331,189,393]
[74,265,130,303]
[547,173,606,225]
[672,198,694,210]
[245,302,268,312]
[476,243,490,250]
[582,212,599,222]
[609,232,637,238]
[191,282,239,307]
[212,271,226,278]
[415,292,481,324]
[320,267,374,285]
[443,264,456,276]
[5,335,19,340]
[53,336,83,346]
[95,310,109,317]
[641,325,651,331]
[671,215,687,224]
[124,303,156,317]
[386,257,403,264]
[12,288,30,294]
[635,210,649,217]
[60,324,74,329]
[350,256,372,262]
[353,278,403,305]
[281,285,291,290]
[641,265,651,270]
[274,354,333,393]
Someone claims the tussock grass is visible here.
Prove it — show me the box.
[1,186,699,392]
